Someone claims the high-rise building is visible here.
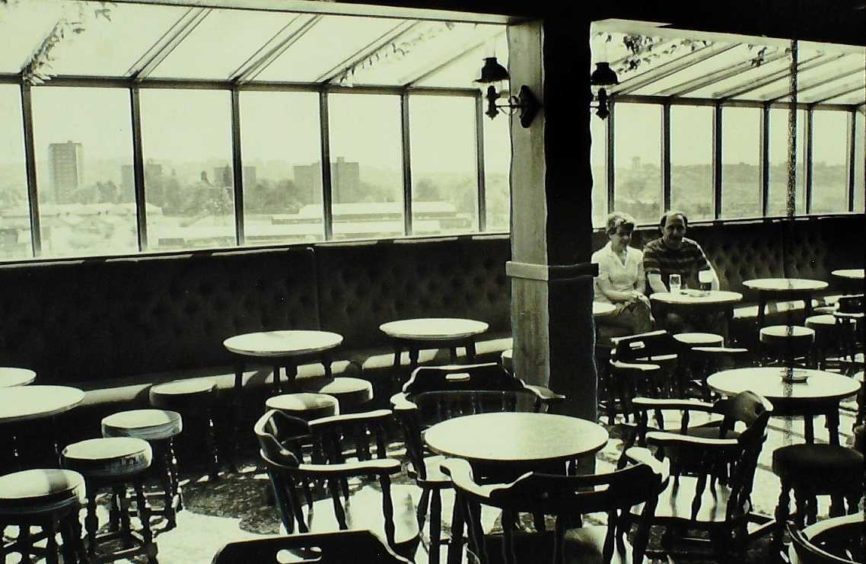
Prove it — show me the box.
[212,165,257,189]
[293,157,360,204]
[48,141,84,203]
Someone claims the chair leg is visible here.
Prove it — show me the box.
[429,489,441,564]
[772,483,791,557]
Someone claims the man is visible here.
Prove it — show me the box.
[643,210,721,332]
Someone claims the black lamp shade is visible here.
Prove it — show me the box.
[590,62,619,86]
[476,57,510,83]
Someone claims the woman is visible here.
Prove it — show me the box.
[591,212,653,335]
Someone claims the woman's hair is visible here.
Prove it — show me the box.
[605,212,636,236]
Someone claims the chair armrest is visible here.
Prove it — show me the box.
[690,347,750,355]
[631,398,715,412]
[439,458,514,502]
[610,360,662,373]
[624,446,670,481]
[389,393,418,412]
[522,384,566,403]
[294,458,402,478]
[309,409,393,431]
[646,430,739,450]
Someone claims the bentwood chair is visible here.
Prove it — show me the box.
[212,530,412,563]
[440,453,668,564]
[787,514,864,564]
[626,391,773,559]
[391,363,563,564]
[254,409,420,561]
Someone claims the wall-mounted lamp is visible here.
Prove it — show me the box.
[590,62,619,120]
[475,57,540,128]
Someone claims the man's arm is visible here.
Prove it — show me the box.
[647,272,668,294]
[694,243,720,290]
[642,245,667,294]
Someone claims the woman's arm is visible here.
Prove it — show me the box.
[635,256,647,294]
[597,276,639,303]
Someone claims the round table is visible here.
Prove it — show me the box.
[650,289,742,339]
[707,367,859,444]
[743,278,828,328]
[831,268,864,281]
[0,367,36,388]
[379,318,489,371]
[0,385,85,471]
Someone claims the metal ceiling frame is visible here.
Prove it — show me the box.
[402,29,506,87]
[612,43,739,95]
[765,64,865,102]
[716,52,841,101]
[660,49,790,98]
[232,14,323,83]
[127,7,211,80]
[315,20,420,84]
[812,81,866,105]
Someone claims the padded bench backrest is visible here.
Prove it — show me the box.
[315,235,511,349]
[0,247,318,383]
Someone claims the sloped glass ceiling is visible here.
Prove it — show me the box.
[592,21,865,106]
[0,0,506,88]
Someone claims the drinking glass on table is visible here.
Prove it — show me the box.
[669,273,682,293]
[698,269,713,291]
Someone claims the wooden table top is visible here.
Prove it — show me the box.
[0,385,85,424]
[650,289,743,305]
[592,302,617,317]
[742,278,828,292]
[831,268,864,280]
[0,367,36,388]
[424,412,608,466]
[223,330,343,358]
[707,367,860,403]
[379,318,489,341]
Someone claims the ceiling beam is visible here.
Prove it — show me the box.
[811,81,866,104]
[716,52,842,100]
[315,20,420,83]
[766,65,865,102]
[127,7,211,79]
[613,43,738,95]
[231,14,323,83]
[403,28,505,86]
[661,49,789,97]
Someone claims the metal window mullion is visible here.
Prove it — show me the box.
[318,90,333,240]
[230,88,245,246]
[400,91,413,236]
[474,91,486,232]
[20,83,41,257]
[847,109,856,211]
[760,104,770,217]
[662,102,671,212]
[804,108,814,214]
[713,103,723,219]
[130,87,148,251]
[607,102,616,213]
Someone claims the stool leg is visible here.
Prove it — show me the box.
[773,483,791,556]
[85,490,99,557]
[205,404,221,481]
[134,480,153,546]
[115,486,133,548]
[167,438,182,514]
[157,443,177,528]
[45,519,58,564]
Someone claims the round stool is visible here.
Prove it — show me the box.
[61,437,156,562]
[0,468,86,562]
[501,349,514,376]
[150,379,220,479]
[805,314,855,369]
[298,377,373,413]
[266,392,339,421]
[759,325,815,367]
[673,332,724,347]
[102,409,183,529]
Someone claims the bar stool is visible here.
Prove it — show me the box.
[102,409,183,529]
[804,314,855,369]
[61,437,156,563]
[0,468,86,563]
[149,379,220,479]
[759,325,815,368]
[297,377,373,413]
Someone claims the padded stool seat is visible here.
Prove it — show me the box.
[266,393,339,420]
[772,444,864,488]
[501,349,513,375]
[760,325,815,345]
[102,409,183,441]
[805,314,847,329]
[674,332,724,347]
[0,469,87,562]
[298,377,373,411]
[62,437,153,478]
[149,379,216,409]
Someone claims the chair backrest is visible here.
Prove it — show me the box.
[836,294,864,315]
[402,362,529,395]
[253,408,310,464]
[788,523,860,564]
[610,329,681,362]
[211,530,412,564]
[443,457,668,564]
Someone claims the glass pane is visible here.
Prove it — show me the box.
[140,89,235,251]
[854,111,865,213]
[767,108,806,216]
[239,91,323,244]
[590,113,607,228]
[418,32,507,88]
[810,110,849,214]
[151,9,298,80]
[0,86,32,260]
[328,93,403,240]
[482,104,509,232]
[255,16,399,83]
[636,44,759,97]
[49,3,186,77]
[613,103,661,225]
[0,0,64,73]
[31,87,137,258]
[720,106,761,218]
[670,105,714,220]
[409,96,477,235]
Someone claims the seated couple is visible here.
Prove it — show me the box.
[592,210,720,336]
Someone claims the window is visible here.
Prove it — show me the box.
[409,95,477,235]
[140,89,235,251]
[31,87,137,258]
[810,110,849,213]
[613,103,661,224]
[720,106,761,218]
[482,106,510,231]
[854,111,865,213]
[327,93,404,240]
[0,86,31,259]
[670,105,714,221]
[590,112,607,228]
[239,91,324,244]
[768,108,807,216]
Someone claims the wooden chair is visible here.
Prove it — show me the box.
[211,530,412,563]
[391,362,563,564]
[607,330,682,423]
[787,517,864,564]
[624,390,774,559]
[440,453,669,564]
[254,408,420,561]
